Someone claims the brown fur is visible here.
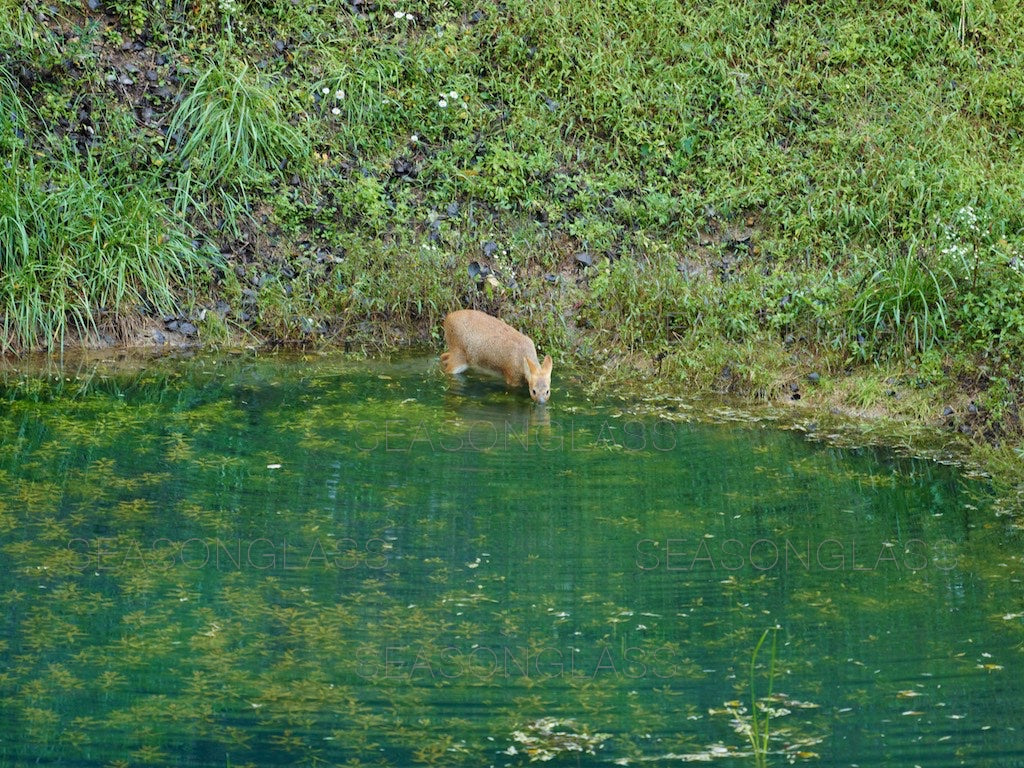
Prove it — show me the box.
[441,309,553,403]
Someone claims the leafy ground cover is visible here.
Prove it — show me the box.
[1,0,1022,502]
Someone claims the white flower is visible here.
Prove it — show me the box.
[321,87,330,95]
[411,134,419,142]
[438,98,448,108]
[331,107,341,115]
[448,90,459,99]
[334,89,345,100]
[394,10,405,18]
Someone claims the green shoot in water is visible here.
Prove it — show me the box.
[749,627,779,768]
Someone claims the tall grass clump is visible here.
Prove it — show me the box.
[0,153,206,352]
[847,247,957,361]
[0,2,60,65]
[167,54,310,191]
[0,63,25,153]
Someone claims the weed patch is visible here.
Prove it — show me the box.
[1,152,207,352]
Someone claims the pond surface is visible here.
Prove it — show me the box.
[0,352,1021,768]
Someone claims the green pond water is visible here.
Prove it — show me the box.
[0,352,1022,768]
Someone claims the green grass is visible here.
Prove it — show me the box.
[0,62,24,154]
[1,150,206,352]
[0,2,60,65]
[167,53,310,190]
[2,0,1023,459]
[848,247,957,361]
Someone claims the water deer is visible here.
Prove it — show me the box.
[440,309,553,404]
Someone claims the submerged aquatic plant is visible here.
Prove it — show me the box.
[748,627,778,768]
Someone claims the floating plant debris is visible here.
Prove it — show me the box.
[505,718,611,762]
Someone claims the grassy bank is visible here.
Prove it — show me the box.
[2,0,1023,504]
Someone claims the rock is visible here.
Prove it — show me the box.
[153,330,166,344]
[967,401,978,415]
[806,372,820,384]
[392,157,415,178]
[575,252,593,268]
[179,322,198,336]
[467,261,491,280]
[942,406,954,417]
